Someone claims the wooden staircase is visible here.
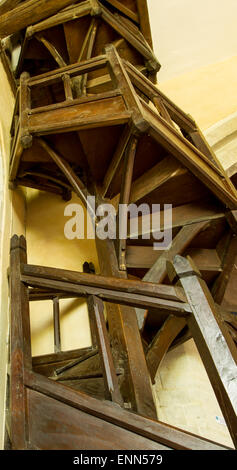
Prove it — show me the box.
[1,0,237,450]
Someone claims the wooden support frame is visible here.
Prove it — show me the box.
[135,221,209,330]
[87,295,123,405]
[168,255,237,448]
[9,235,235,449]
[9,48,237,209]
[117,135,138,270]
[10,235,32,449]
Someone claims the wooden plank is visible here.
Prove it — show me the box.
[127,246,222,274]
[21,272,191,315]
[28,96,131,135]
[142,101,237,209]
[169,255,237,448]
[22,263,187,303]
[10,235,32,449]
[146,315,186,383]
[135,222,208,330]
[130,155,187,203]
[24,370,230,450]
[87,295,123,405]
[26,388,166,450]
[0,0,81,38]
[101,5,158,69]
[127,201,225,240]
[0,0,21,15]
[136,0,153,49]
[105,0,139,23]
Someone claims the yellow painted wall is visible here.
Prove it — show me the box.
[0,61,25,448]
[26,190,99,356]
[159,55,237,131]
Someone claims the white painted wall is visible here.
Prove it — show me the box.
[148,0,237,82]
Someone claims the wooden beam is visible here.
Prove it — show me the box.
[21,263,187,303]
[36,35,67,68]
[95,237,158,419]
[212,235,237,311]
[105,0,139,23]
[135,221,208,330]
[37,138,97,222]
[226,210,237,235]
[101,123,133,197]
[10,235,32,449]
[53,297,61,354]
[0,0,80,38]
[146,315,186,383]
[0,0,21,16]
[142,101,237,209]
[87,295,123,405]
[21,272,190,315]
[130,155,187,203]
[127,200,225,240]
[117,135,137,270]
[169,255,237,448]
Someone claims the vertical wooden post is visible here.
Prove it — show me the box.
[117,136,137,271]
[19,72,32,149]
[87,295,123,406]
[62,73,73,101]
[96,237,157,419]
[53,297,61,353]
[83,263,97,349]
[169,255,237,448]
[10,235,31,449]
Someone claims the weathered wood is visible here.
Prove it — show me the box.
[53,297,61,354]
[117,135,137,270]
[0,0,21,15]
[21,272,191,314]
[101,123,133,197]
[37,138,97,222]
[135,221,208,330]
[0,0,80,38]
[128,201,225,240]
[87,295,123,405]
[95,237,158,419]
[25,370,230,450]
[146,315,186,383]
[36,35,67,68]
[226,210,237,235]
[212,235,237,311]
[130,155,187,203]
[169,255,237,448]
[10,235,31,449]
[22,263,187,303]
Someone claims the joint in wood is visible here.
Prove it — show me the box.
[20,133,32,149]
[133,117,150,135]
[90,0,102,17]
[145,58,161,73]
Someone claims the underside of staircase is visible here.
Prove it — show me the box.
[0,0,236,450]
